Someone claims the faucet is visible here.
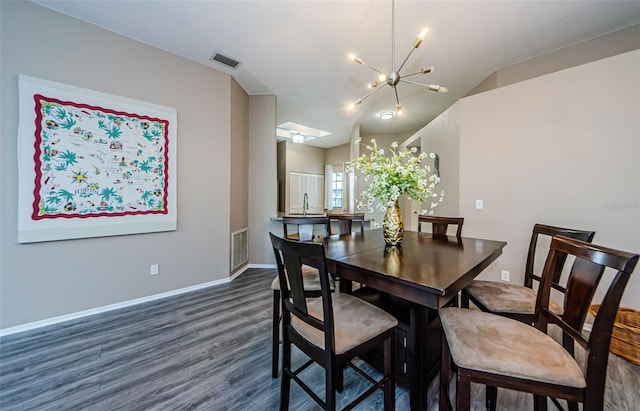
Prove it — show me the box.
[303,193,309,216]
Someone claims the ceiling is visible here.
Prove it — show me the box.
[35,1,640,148]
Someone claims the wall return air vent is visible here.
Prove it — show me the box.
[210,52,241,69]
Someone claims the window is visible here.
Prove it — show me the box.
[331,171,343,209]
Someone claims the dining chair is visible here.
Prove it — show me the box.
[270,232,397,411]
[418,215,464,237]
[439,235,638,411]
[461,223,595,324]
[327,213,365,235]
[272,216,333,378]
[283,216,330,241]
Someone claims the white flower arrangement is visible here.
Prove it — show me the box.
[347,139,444,214]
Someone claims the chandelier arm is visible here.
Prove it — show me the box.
[361,61,387,76]
[402,70,429,78]
[396,45,419,74]
[394,86,401,107]
[399,79,447,93]
[398,79,431,87]
[358,83,389,103]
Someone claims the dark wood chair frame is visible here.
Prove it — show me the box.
[272,216,331,378]
[440,235,638,411]
[418,216,464,237]
[461,223,596,324]
[327,213,365,235]
[270,233,395,411]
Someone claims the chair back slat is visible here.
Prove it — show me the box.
[562,257,605,329]
[281,250,311,316]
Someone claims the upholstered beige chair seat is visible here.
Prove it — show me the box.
[464,280,563,315]
[440,307,585,388]
[271,264,334,292]
[292,293,398,355]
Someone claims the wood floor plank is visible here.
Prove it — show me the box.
[1,267,638,410]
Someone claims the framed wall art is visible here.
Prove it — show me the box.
[17,75,177,243]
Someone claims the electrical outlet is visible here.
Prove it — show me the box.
[475,199,484,209]
[150,264,159,276]
[501,270,510,282]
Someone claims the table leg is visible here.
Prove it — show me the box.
[408,303,427,411]
[339,278,353,294]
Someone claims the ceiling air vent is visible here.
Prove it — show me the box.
[210,52,241,69]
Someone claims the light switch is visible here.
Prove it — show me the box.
[475,199,484,209]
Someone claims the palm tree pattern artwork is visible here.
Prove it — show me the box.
[32,95,170,220]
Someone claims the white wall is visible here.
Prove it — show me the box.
[1,2,233,329]
[456,50,639,310]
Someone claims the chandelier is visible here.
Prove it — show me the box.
[347,0,447,115]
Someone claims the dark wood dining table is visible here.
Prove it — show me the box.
[320,229,507,411]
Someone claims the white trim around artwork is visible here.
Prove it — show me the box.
[17,75,178,243]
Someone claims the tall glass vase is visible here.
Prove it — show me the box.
[383,199,404,246]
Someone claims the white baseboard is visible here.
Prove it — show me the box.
[0,276,236,338]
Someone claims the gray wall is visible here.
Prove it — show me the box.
[248,95,280,266]
[1,1,235,329]
[230,78,249,236]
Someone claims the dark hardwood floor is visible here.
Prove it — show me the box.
[1,268,638,410]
